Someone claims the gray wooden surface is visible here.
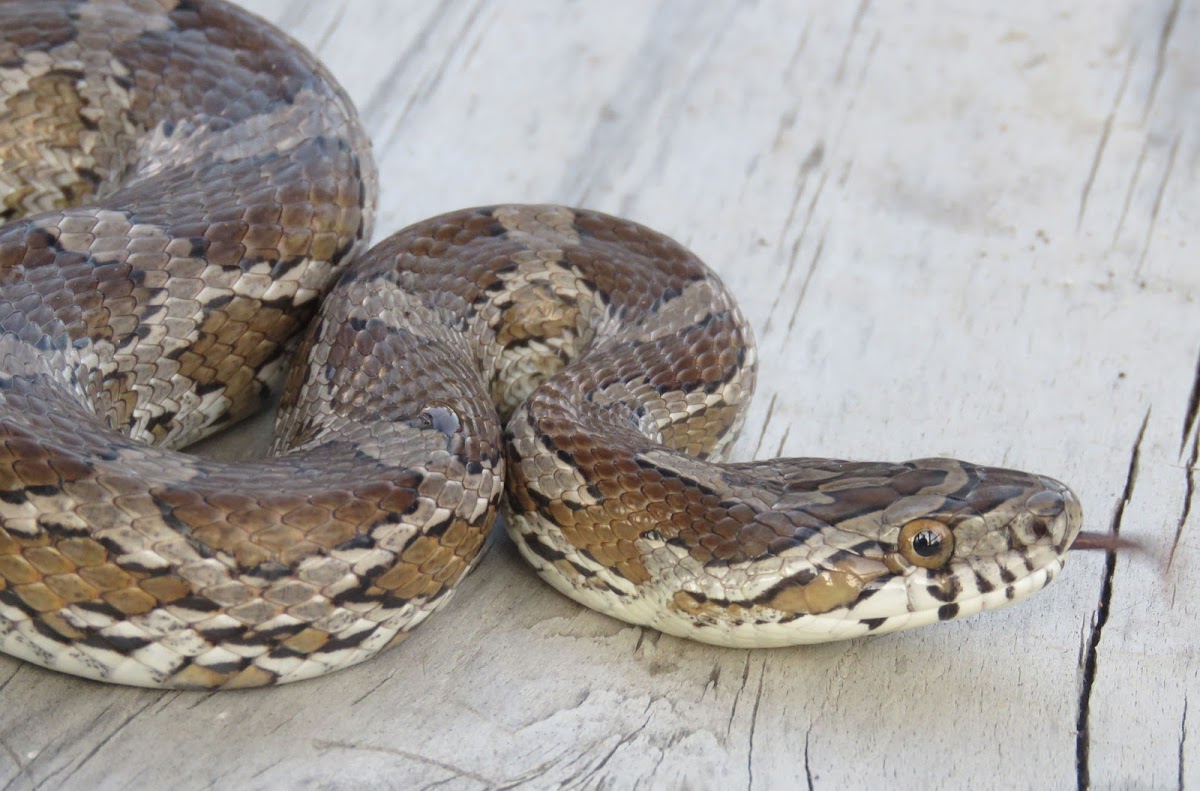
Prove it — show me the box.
[2,1,1197,788]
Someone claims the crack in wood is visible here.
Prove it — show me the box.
[264,712,301,737]
[1179,347,1200,455]
[782,15,816,80]
[350,663,405,706]
[1110,66,1146,249]
[35,702,117,786]
[804,727,815,791]
[1180,696,1189,791]
[631,628,661,659]
[1143,0,1181,121]
[725,653,754,741]
[1135,132,1181,279]
[834,0,871,83]
[371,0,489,148]
[750,393,778,460]
[248,758,285,782]
[0,665,19,697]
[778,144,827,248]
[494,751,569,791]
[745,660,766,791]
[313,738,498,787]
[1170,430,1197,571]
[197,763,240,791]
[565,2,735,208]
[1075,408,1149,791]
[1077,47,1136,231]
[1167,335,1200,575]
[54,697,163,789]
[641,746,670,790]
[786,235,825,334]
[701,662,722,700]
[308,1,348,56]
[616,6,738,219]
[0,736,33,791]
[554,698,655,789]
[772,425,792,460]
[359,3,451,124]
[183,690,219,711]
[765,170,827,333]
[567,703,654,788]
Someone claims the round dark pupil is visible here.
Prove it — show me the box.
[912,529,942,557]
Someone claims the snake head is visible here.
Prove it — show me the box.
[655,456,1086,646]
[832,458,1085,634]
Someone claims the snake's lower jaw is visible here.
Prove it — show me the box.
[862,544,1069,642]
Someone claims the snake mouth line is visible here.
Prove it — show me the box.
[635,557,1067,650]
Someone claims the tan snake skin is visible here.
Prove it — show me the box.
[0,0,1086,688]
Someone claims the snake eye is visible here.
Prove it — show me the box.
[898,518,954,569]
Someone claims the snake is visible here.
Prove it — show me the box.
[0,0,1098,689]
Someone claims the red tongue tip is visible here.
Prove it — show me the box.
[1070,532,1141,552]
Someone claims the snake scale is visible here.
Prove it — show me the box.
[0,0,1092,689]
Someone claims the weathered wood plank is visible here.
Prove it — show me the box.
[1,1,1195,788]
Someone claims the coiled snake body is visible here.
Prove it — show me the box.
[0,0,1086,688]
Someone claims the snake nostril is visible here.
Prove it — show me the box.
[1026,490,1065,518]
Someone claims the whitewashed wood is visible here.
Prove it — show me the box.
[0,1,1195,788]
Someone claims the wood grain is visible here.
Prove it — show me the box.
[1,1,1195,788]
